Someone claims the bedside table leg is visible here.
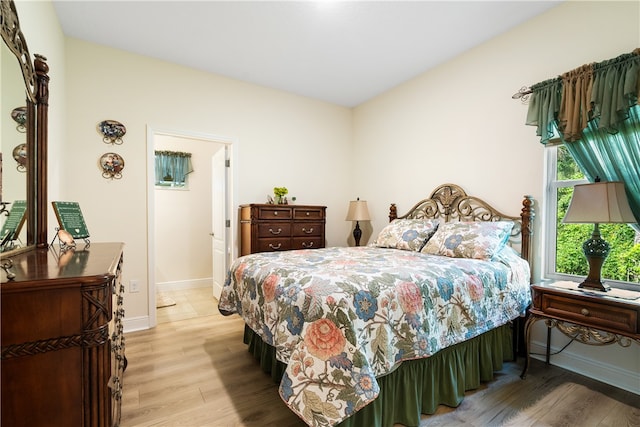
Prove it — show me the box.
[545,325,551,364]
[520,314,541,379]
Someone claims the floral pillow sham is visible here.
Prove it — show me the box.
[372,218,440,251]
[421,221,514,260]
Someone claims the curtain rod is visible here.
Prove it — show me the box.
[511,86,532,101]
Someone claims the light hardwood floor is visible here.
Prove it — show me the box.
[122,291,640,426]
[156,287,218,324]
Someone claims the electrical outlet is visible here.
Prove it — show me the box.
[130,279,140,293]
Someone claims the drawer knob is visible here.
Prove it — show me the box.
[302,242,314,248]
[269,243,282,250]
[581,308,590,316]
[306,212,310,216]
[302,227,314,234]
[274,211,278,216]
[269,228,283,235]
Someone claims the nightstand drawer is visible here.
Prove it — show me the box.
[540,293,638,334]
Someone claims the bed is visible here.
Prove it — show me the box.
[218,183,535,427]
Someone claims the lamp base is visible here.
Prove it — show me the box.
[578,223,611,292]
[353,221,362,247]
[577,279,611,292]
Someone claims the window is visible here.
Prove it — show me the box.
[154,150,193,189]
[545,144,639,289]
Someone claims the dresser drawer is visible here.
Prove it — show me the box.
[292,237,324,250]
[258,223,292,238]
[539,293,638,335]
[256,238,292,252]
[293,207,325,220]
[293,222,323,237]
[257,206,292,220]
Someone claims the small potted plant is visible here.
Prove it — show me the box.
[273,187,288,204]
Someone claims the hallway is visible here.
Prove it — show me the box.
[156,287,218,324]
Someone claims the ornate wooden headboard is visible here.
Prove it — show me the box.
[388,183,535,277]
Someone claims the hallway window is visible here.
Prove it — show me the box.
[155,150,194,189]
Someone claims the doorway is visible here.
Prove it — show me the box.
[147,126,235,328]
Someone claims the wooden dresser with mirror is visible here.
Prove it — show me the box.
[1,1,125,425]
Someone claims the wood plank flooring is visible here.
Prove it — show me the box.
[121,295,640,427]
[156,288,218,324]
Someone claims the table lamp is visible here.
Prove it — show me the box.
[563,180,637,291]
[346,198,370,246]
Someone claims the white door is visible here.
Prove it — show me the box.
[211,146,228,298]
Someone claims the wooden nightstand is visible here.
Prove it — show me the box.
[521,281,640,379]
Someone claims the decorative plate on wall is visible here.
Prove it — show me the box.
[12,143,27,172]
[11,107,27,133]
[99,152,125,179]
[98,120,126,144]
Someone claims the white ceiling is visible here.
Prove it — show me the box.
[52,1,561,107]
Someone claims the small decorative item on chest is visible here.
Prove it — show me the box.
[273,186,288,204]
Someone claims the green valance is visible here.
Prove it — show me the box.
[525,77,562,144]
[526,49,640,144]
[154,150,193,186]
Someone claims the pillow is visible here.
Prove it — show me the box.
[421,221,514,260]
[373,219,440,251]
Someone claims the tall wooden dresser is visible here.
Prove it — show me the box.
[1,242,125,427]
[240,204,326,255]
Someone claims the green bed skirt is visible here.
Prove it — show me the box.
[243,323,514,427]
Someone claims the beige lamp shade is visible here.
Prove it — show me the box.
[346,199,371,221]
[563,181,636,224]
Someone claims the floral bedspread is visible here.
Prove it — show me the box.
[218,246,531,426]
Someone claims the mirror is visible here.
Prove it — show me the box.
[1,37,28,251]
[0,0,49,256]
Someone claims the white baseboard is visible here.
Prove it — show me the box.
[529,339,640,395]
[123,315,150,333]
[156,278,212,292]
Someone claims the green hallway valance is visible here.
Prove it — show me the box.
[154,150,194,187]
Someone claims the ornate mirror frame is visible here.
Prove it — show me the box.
[1,0,49,255]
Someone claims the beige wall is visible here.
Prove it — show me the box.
[13,0,639,394]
